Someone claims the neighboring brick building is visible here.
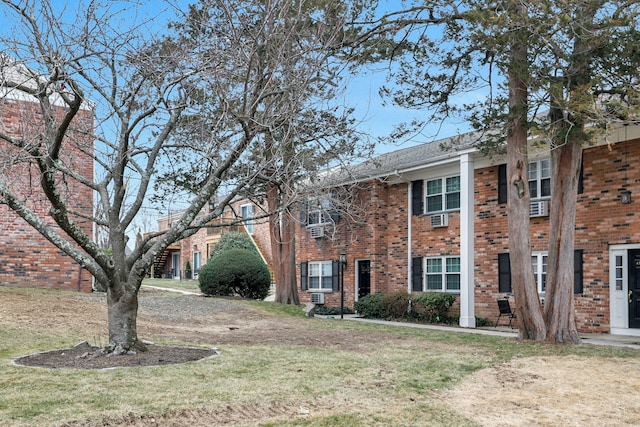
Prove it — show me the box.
[0,63,94,291]
[297,124,640,336]
[152,200,273,281]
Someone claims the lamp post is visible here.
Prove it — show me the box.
[339,253,347,319]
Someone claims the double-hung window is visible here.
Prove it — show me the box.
[528,159,551,201]
[308,261,333,291]
[532,252,547,294]
[426,176,460,213]
[499,250,582,295]
[307,197,332,225]
[241,204,254,234]
[425,256,461,292]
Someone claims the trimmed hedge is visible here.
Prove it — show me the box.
[313,306,354,316]
[198,248,271,299]
[354,293,383,318]
[410,292,457,322]
[355,291,457,324]
[381,291,410,319]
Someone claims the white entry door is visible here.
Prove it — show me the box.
[610,249,628,332]
[610,245,640,336]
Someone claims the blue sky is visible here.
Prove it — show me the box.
[23,0,478,234]
[39,0,473,155]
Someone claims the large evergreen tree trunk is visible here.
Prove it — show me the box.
[545,140,582,343]
[507,0,546,340]
[267,180,300,305]
[275,208,299,305]
[543,2,596,344]
[507,126,546,341]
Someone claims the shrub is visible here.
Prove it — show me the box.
[198,249,271,299]
[381,291,410,319]
[354,293,383,318]
[410,292,457,322]
[313,306,354,316]
[209,232,258,261]
[198,259,232,296]
[475,317,493,327]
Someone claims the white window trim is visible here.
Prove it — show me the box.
[528,158,551,201]
[532,251,547,295]
[424,256,461,293]
[307,197,333,226]
[425,175,461,214]
[307,261,333,292]
[241,204,254,234]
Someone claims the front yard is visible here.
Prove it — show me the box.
[0,281,639,426]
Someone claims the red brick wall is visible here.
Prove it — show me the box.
[297,138,640,333]
[474,139,640,332]
[0,99,94,291]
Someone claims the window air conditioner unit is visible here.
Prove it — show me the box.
[307,225,325,238]
[311,293,325,304]
[430,213,449,227]
[529,200,549,217]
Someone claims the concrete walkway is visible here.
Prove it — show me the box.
[142,285,202,296]
[319,313,640,350]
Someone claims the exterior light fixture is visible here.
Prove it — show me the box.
[621,190,632,204]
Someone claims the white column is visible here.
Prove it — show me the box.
[459,153,476,328]
[407,181,413,294]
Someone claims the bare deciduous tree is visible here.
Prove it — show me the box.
[0,0,369,353]
[170,0,373,305]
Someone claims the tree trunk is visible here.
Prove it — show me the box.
[507,143,546,341]
[507,2,546,340]
[106,282,146,354]
[275,208,299,305]
[543,1,596,345]
[267,178,299,305]
[544,140,582,344]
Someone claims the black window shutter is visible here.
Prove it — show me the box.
[412,257,423,291]
[332,260,340,291]
[577,158,584,194]
[300,262,308,291]
[498,253,512,293]
[574,249,583,294]
[299,201,308,226]
[411,180,423,216]
[498,164,508,204]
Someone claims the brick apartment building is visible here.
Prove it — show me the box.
[0,61,94,291]
[152,201,273,281]
[296,123,640,336]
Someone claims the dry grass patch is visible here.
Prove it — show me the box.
[1,285,639,426]
[442,355,640,427]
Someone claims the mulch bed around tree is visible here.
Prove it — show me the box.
[14,341,219,369]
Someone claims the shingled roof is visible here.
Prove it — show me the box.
[341,131,483,183]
